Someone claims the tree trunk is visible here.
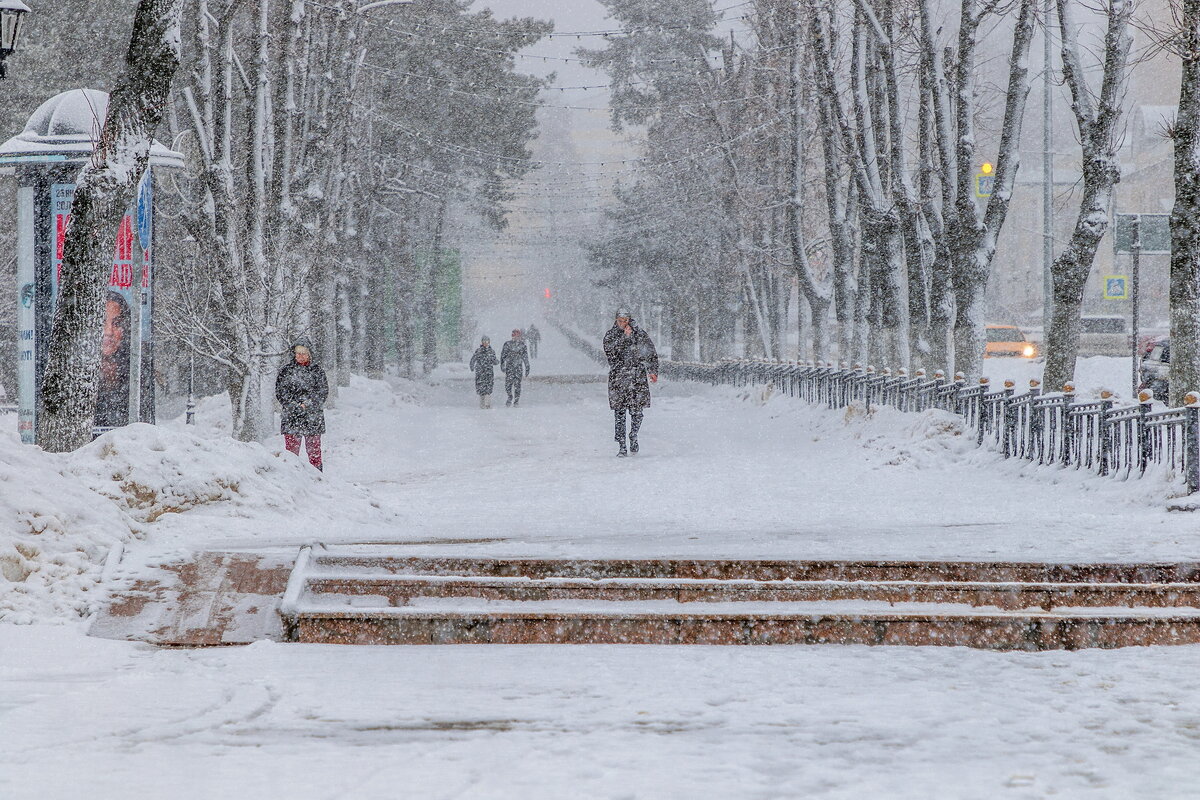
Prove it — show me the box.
[1042,0,1133,392]
[38,0,184,452]
[951,0,1037,380]
[1171,0,1200,406]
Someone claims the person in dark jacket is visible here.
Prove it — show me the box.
[469,336,498,408]
[500,329,531,407]
[603,309,659,457]
[527,323,541,358]
[275,338,329,471]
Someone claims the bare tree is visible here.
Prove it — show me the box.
[1169,0,1200,405]
[38,0,184,452]
[947,0,1037,379]
[1042,0,1134,392]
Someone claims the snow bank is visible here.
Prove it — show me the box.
[0,429,138,624]
[68,423,332,526]
[752,382,1185,506]
[1,376,413,625]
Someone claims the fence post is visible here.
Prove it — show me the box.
[1000,380,1016,455]
[1097,390,1114,477]
[1137,389,1153,475]
[1186,393,1200,495]
[975,377,990,446]
[1025,379,1042,462]
[1061,383,1076,466]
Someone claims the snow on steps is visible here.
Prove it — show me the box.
[275,547,1200,650]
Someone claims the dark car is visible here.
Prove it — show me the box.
[1139,337,1169,400]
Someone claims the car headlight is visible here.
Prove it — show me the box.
[1023,345,1036,357]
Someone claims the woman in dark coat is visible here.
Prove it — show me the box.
[469,336,498,408]
[603,309,659,457]
[275,338,329,470]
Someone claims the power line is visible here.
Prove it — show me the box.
[362,63,773,113]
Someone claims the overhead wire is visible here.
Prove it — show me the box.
[362,62,773,113]
[361,102,784,176]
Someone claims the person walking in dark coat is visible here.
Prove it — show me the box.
[527,323,541,358]
[603,309,659,457]
[469,336,498,408]
[275,339,329,471]
[500,328,531,407]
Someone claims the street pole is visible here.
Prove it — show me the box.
[1042,0,1054,330]
[186,351,195,425]
[1131,216,1141,398]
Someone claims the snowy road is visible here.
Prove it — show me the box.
[4,323,1200,798]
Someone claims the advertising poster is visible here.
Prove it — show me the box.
[45,173,153,435]
[16,186,36,443]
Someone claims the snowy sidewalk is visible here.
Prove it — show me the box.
[321,366,1200,565]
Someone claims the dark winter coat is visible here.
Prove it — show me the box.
[275,343,329,436]
[603,321,659,410]
[469,345,498,395]
[500,339,530,377]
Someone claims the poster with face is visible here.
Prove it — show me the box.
[94,290,131,428]
[48,173,152,435]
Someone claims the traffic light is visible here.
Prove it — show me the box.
[544,288,551,299]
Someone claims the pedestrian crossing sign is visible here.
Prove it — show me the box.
[975,173,995,198]
[1103,275,1129,300]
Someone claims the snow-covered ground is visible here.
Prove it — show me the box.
[2,329,1199,798]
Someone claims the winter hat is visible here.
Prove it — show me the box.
[616,308,630,319]
[481,336,490,344]
[292,337,315,361]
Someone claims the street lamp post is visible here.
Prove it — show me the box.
[0,0,30,79]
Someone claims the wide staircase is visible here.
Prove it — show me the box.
[278,546,1200,650]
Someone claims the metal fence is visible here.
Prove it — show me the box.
[669,359,1200,495]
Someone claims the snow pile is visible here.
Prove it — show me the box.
[67,423,329,525]
[753,381,1185,505]
[838,402,975,468]
[0,430,139,624]
[1,389,407,624]
[756,389,974,470]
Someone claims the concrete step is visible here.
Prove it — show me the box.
[308,554,1200,585]
[277,548,1200,650]
[301,573,1200,610]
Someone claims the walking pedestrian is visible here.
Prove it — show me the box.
[500,328,531,407]
[603,309,659,457]
[469,336,498,408]
[527,323,541,358]
[275,338,329,471]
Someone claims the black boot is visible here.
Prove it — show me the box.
[629,435,638,454]
[617,440,628,457]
